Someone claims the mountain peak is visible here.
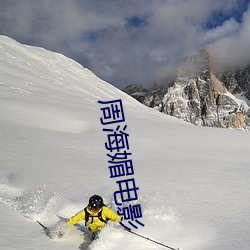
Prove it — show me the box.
[124,48,250,130]
[177,49,211,78]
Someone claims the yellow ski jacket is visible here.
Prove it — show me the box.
[67,206,121,233]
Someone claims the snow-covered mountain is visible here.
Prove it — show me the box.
[124,49,250,130]
[0,36,250,250]
[217,65,250,100]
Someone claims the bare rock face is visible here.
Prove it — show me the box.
[161,49,250,129]
[123,49,250,130]
[217,66,250,99]
[123,84,147,103]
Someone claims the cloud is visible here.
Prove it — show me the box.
[0,0,249,89]
[200,18,240,45]
[209,4,250,69]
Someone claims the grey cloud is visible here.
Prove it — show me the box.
[0,0,249,89]
[209,6,250,69]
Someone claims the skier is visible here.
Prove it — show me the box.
[66,194,121,239]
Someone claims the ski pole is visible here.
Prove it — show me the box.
[37,220,48,231]
[124,229,180,250]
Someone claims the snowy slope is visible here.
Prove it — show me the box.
[0,36,250,250]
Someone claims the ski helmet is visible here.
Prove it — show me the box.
[89,195,104,210]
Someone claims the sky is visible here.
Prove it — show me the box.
[0,0,249,89]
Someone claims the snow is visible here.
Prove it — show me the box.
[0,35,250,250]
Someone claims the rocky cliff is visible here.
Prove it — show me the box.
[123,49,250,130]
